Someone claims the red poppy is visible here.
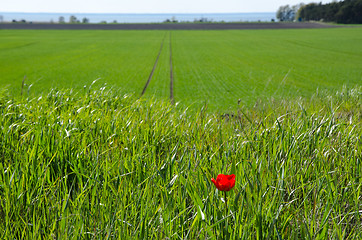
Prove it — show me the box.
[211,174,236,191]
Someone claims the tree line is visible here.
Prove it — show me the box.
[277,0,362,24]
[59,16,89,24]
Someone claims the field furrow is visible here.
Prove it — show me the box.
[140,33,166,96]
[139,32,171,100]
[169,32,174,104]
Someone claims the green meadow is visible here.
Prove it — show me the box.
[0,27,361,239]
[1,28,361,109]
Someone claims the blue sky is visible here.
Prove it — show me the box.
[2,0,335,13]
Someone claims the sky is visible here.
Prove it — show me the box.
[1,0,335,13]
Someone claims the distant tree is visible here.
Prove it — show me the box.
[276,5,293,21]
[69,15,77,23]
[0,15,3,22]
[198,17,209,23]
[298,3,320,21]
[335,0,362,23]
[171,16,178,23]
[298,0,362,24]
[82,18,89,24]
[352,0,362,23]
[277,3,304,21]
[59,16,65,23]
[293,3,305,21]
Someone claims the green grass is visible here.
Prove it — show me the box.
[0,30,164,95]
[0,27,361,238]
[172,28,362,109]
[1,28,362,109]
[0,86,361,239]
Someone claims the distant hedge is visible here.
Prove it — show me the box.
[298,0,362,24]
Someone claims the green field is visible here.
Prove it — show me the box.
[0,27,362,239]
[1,28,361,109]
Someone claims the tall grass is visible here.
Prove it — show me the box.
[0,86,361,239]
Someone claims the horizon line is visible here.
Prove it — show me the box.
[0,11,276,14]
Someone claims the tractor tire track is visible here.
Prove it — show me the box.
[169,32,174,104]
[140,34,166,97]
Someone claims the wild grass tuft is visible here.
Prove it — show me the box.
[0,86,361,239]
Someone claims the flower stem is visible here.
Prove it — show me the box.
[224,191,228,238]
[224,191,228,215]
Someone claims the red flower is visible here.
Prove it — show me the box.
[211,174,236,191]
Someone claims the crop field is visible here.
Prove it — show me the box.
[0,27,361,239]
[1,27,361,109]
[0,30,164,96]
